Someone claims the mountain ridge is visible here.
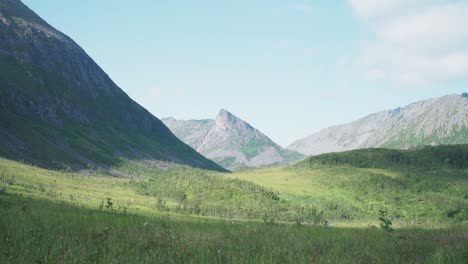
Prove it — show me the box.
[288,94,468,156]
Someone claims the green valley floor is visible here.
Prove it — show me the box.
[0,155,467,263]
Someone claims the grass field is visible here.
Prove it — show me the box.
[1,145,467,263]
[1,194,467,263]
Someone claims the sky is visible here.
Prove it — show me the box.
[23,0,468,146]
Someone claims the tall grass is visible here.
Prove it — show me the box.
[0,151,467,263]
[1,194,466,263]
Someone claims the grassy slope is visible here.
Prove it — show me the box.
[0,158,294,223]
[0,158,163,214]
[1,150,467,224]
[225,166,468,223]
[296,145,468,170]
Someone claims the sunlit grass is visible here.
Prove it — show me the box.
[1,193,466,263]
[223,166,468,224]
[0,156,467,262]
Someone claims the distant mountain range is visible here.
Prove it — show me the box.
[0,0,225,172]
[162,110,304,169]
[288,94,468,156]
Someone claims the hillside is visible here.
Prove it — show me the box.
[296,144,468,170]
[226,145,468,223]
[1,144,466,224]
[288,94,468,156]
[0,0,225,172]
[162,109,304,169]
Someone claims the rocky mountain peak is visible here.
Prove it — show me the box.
[215,109,253,131]
[216,109,235,123]
[162,109,304,169]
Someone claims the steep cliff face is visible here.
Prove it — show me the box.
[163,110,304,169]
[0,0,226,172]
[288,94,468,156]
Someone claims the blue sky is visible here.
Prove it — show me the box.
[23,0,468,146]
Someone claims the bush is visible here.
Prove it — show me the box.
[378,209,394,233]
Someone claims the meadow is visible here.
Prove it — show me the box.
[226,166,467,223]
[0,146,467,263]
[1,194,466,263]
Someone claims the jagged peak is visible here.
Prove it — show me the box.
[215,109,253,129]
[217,108,234,118]
[216,109,236,123]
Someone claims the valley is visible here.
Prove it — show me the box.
[2,146,466,225]
[1,0,467,262]
[1,146,467,262]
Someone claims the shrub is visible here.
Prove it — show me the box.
[105,197,113,211]
[378,209,394,233]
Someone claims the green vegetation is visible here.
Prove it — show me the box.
[296,145,468,170]
[127,167,284,220]
[1,194,466,263]
[1,145,467,262]
[239,139,271,160]
[226,166,467,223]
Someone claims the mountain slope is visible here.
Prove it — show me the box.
[162,109,304,169]
[288,94,468,156]
[0,0,225,172]
[161,117,214,150]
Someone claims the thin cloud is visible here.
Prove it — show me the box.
[350,0,468,85]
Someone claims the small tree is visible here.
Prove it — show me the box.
[105,197,113,211]
[378,209,394,233]
[304,206,328,226]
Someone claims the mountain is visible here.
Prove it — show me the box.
[0,0,226,172]
[162,109,304,169]
[288,94,468,156]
